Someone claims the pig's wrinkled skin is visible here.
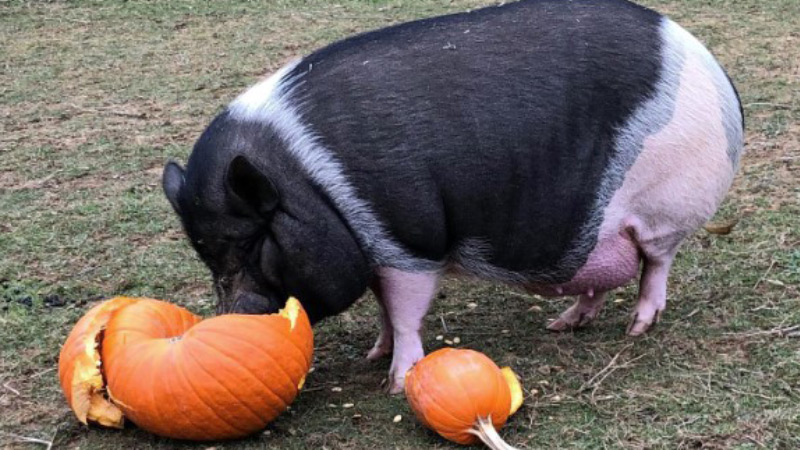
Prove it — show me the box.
[163,0,744,393]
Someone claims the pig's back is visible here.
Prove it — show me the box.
[229,0,740,283]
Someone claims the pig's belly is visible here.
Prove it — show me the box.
[526,233,640,297]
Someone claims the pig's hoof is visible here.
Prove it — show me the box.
[546,295,606,332]
[626,311,661,336]
[386,364,412,394]
[547,317,572,332]
[386,377,405,395]
[546,314,592,332]
[546,308,598,332]
[627,320,650,336]
[366,344,392,361]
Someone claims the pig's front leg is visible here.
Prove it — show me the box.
[374,267,439,394]
[366,280,393,361]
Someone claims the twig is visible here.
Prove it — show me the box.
[744,102,792,110]
[440,315,448,333]
[724,324,800,338]
[728,387,783,401]
[31,367,57,379]
[744,435,767,449]
[3,433,54,449]
[300,386,328,393]
[753,260,776,289]
[2,382,20,396]
[579,344,633,392]
[712,380,785,401]
[47,427,59,450]
[69,105,148,119]
[588,353,648,402]
[684,308,700,319]
[301,384,339,393]
[10,173,57,191]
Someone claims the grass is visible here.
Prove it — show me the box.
[1,0,798,448]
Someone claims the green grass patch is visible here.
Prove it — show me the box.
[1,0,798,448]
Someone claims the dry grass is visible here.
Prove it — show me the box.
[1,0,798,448]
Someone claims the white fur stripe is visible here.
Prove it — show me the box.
[228,61,434,271]
[552,17,691,282]
[226,62,300,120]
[662,19,744,166]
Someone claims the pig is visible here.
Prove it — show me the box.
[162,0,744,393]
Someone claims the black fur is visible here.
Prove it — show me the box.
[283,0,663,280]
[166,0,669,320]
[164,114,371,323]
[226,156,280,217]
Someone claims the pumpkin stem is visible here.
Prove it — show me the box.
[468,416,519,450]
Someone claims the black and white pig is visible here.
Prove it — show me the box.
[162,0,744,393]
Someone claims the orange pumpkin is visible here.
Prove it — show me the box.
[405,348,523,449]
[58,296,313,440]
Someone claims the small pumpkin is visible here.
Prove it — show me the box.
[405,348,523,449]
[58,296,313,440]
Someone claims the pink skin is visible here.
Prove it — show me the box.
[366,280,393,360]
[369,267,439,394]
[547,291,608,332]
[548,47,735,334]
[531,228,641,298]
[543,217,683,335]
[628,249,676,336]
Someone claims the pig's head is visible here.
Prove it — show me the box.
[161,114,371,323]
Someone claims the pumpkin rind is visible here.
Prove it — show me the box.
[405,348,519,445]
[58,296,140,428]
[103,298,312,440]
[59,296,313,441]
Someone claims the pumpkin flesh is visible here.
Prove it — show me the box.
[57,296,140,428]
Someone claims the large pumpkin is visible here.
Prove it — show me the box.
[405,348,523,449]
[58,296,313,440]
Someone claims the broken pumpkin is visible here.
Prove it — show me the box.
[58,296,313,440]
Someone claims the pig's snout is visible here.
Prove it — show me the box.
[220,291,280,315]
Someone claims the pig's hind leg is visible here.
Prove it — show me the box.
[626,217,683,336]
[547,291,608,331]
[374,267,439,394]
[544,226,641,331]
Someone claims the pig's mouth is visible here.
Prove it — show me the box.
[230,291,283,315]
[216,288,287,315]
[212,271,287,315]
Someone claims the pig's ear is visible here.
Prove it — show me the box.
[162,160,185,215]
[226,155,279,217]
